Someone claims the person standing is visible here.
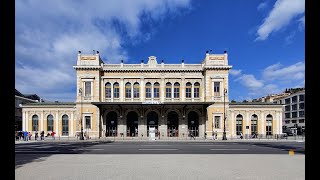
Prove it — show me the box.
[212,131,215,140]
[41,131,45,141]
[35,131,38,141]
[51,131,55,140]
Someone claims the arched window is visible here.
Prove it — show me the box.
[62,115,69,136]
[105,82,111,98]
[266,114,273,135]
[166,82,172,98]
[125,82,131,98]
[194,82,200,98]
[133,82,140,98]
[32,115,38,131]
[236,114,243,135]
[154,82,160,98]
[251,114,258,135]
[47,114,54,132]
[186,82,192,98]
[146,82,152,98]
[113,82,119,98]
[174,82,180,98]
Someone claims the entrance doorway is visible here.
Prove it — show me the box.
[188,111,199,137]
[147,111,158,137]
[127,111,138,137]
[106,111,117,137]
[167,111,179,137]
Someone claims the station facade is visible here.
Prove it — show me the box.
[22,51,283,139]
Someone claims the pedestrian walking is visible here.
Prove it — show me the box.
[240,132,243,139]
[23,131,28,141]
[215,131,218,140]
[51,131,55,140]
[15,131,19,141]
[41,131,45,141]
[35,131,38,141]
[212,131,215,140]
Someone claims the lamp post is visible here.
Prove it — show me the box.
[79,88,84,140]
[222,88,227,140]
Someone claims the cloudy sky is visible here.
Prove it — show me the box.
[15,0,305,102]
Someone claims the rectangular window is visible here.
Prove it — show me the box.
[299,119,304,123]
[292,96,297,103]
[125,88,131,98]
[146,88,151,98]
[285,120,290,124]
[114,88,119,98]
[186,87,191,98]
[166,88,171,98]
[299,95,304,102]
[85,116,91,129]
[299,111,304,117]
[174,87,180,98]
[285,105,290,111]
[106,88,111,98]
[299,103,304,109]
[292,104,297,111]
[292,112,297,118]
[292,120,297,123]
[194,87,199,98]
[133,88,139,98]
[214,82,220,96]
[84,82,91,97]
[214,116,220,129]
[285,113,290,118]
[285,98,290,104]
[154,88,159,98]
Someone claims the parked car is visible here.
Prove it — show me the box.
[283,129,293,136]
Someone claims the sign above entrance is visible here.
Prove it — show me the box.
[143,101,162,104]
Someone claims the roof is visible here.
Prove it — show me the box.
[22,102,76,106]
[230,102,278,105]
[92,102,214,106]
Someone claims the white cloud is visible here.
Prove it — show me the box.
[256,0,305,41]
[229,69,242,76]
[263,61,305,81]
[257,2,268,11]
[235,74,264,89]
[298,15,305,30]
[15,0,192,101]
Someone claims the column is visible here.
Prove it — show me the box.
[201,78,205,101]
[231,111,235,137]
[26,112,29,131]
[181,78,185,101]
[260,112,265,135]
[55,112,59,135]
[120,78,124,101]
[161,78,165,102]
[22,111,25,131]
[41,111,44,131]
[246,111,249,138]
[131,83,134,102]
[140,78,144,102]
[191,82,194,102]
[71,112,74,136]
[111,83,113,102]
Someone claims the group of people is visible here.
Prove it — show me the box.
[15,130,56,141]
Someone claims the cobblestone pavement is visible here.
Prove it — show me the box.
[15,154,304,180]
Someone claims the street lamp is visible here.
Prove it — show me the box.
[79,88,84,140]
[222,88,227,140]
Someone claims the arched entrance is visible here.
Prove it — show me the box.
[188,111,199,137]
[147,111,158,137]
[127,111,138,137]
[106,111,118,137]
[167,111,179,137]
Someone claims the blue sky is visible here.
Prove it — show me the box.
[15,0,305,102]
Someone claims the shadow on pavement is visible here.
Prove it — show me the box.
[15,140,113,169]
[248,142,305,154]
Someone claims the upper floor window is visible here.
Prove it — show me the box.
[105,82,111,98]
[125,82,131,98]
[166,82,172,98]
[194,82,200,98]
[292,96,297,103]
[84,81,91,97]
[299,94,304,102]
[154,82,160,98]
[113,82,119,98]
[285,113,290,118]
[133,82,140,98]
[299,103,304,110]
[292,104,297,111]
[174,82,180,98]
[214,82,220,96]
[285,98,290,104]
[146,82,152,98]
[186,82,192,98]
[285,105,290,111]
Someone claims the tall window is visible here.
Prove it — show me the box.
[32,115,39,131]
[236,114,243,135]
[105,82,111,98]
[214,116,220,129]
[214,82,220,96]
[113,82,119,98]
[266,114,273,135]
[47,115,54,132]
[154,82,160,98]
[62,115,69,136]
[166,82,172,98]
[84,81,91,97]
[194,82,200,98]
[125,82,131,98]
[251,114,258,135]
[133,82,140,98]
[186,82,192,98]
[174,82,180,98]
[146,82,151,98]
[85,116,91,129]
[299,94,304,101]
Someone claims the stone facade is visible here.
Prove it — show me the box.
[22,51,283,139]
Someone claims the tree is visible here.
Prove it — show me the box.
[231,99,236,103]
[242,100,248,103]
